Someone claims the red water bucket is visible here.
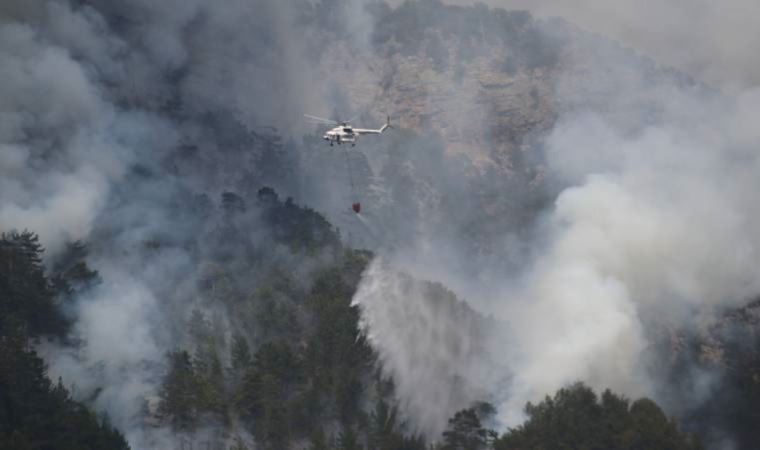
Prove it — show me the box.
[352,202,361,214]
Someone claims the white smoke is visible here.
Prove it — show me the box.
[42,274,164,429]
[492,87,760,421]
[353,82,760,434]
[352,259,509,436]
[0,22,110,255]
[0,14,176,257]
[1,1,383,447]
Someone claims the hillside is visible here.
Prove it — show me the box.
[0,200,704,450]
[0,232,129,449]
[1,0,760,449]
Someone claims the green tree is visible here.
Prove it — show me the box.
[494,383,703,450]
[441,408,493,450]
[338,427,362,450]
[231,333,252,372]
[367,397,426,450]
[237,343,301,448]
[157,350,202,431]
[0,319,129,449]
[309,428,331,450]
[50,240,100,300]
[368,398,399,449]
[0,231,128,449]
[0,231,67,336]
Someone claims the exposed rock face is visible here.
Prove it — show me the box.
[303,3,706,264]
[317,21,559,174]
[648,300,760,448]
[698,300,760,369]
[313,6,702,177]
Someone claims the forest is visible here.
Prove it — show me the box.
[0,194,706,448]
[3,0,760,449]
[0,231,130,449]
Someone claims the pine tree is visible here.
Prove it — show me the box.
[493,383,703,450]
[158,350,201,431]
[309,427,331,450]
[0,231,66,336]
[231,334,252,372]
[441,408,491,450]
[337,427,362,450]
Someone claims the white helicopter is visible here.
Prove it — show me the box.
[305,114,392,146]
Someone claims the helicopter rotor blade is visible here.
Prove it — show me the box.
[304,114,339,125]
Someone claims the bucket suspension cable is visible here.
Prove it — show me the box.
[343,146,361,214]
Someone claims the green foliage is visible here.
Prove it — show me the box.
[238,282,372,442]
[337,427,362,450]
[154,190,380,446]
[157,347,228,431]
[0,231,128,449]
[157,350,204,431]
[0,231,68,337]
[250,291,300,344]
[235,342,301,447]
[309,428,331,450]
[440,408,494,450]
[0,302,127,448]
[162,208,391,449]
[155,191,424,448]
[368,398,427,450]
[493,383,703,450]
[50,240,100,300]
[231,333,252,372]
[305,262,375,426]
[257,187,342,253]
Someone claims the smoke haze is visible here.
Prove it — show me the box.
[429,0,760,91]
[3,0,760,447]
[351,0,760,439]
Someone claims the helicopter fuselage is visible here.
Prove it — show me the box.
[323,125,356,145]
[307,115,390,147]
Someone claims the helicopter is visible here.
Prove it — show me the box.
[305,114,392,146]
[305,113,394,214]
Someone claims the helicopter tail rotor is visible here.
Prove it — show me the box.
[380,115,393,132]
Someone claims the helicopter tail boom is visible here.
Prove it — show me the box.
[354,116,393,135]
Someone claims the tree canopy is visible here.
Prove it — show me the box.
[0,231,130,450]
[494,383,703,450]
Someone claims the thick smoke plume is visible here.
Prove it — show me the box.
[351,0,760,439]
[353,259,509,436]
[355,89,760,433]
[497,88,760,422]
